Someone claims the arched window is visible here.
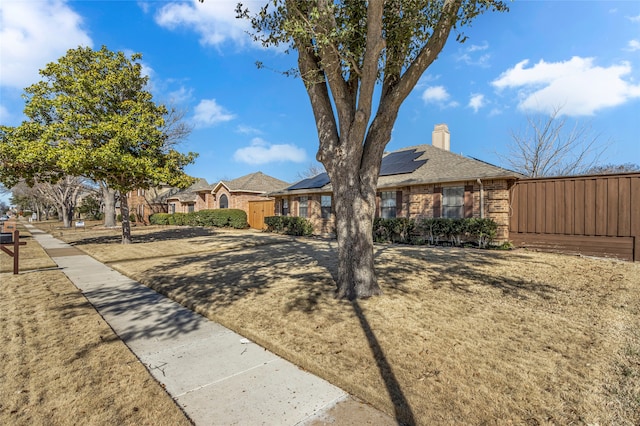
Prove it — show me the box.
[219,194,228,209]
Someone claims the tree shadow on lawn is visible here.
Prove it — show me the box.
[58,280,210,351]
[128,237,558,426]
[67,227,293,252]
[375,245,558,300]
[66,226,220,245]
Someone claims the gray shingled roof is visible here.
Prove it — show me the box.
[222,172,289,193]
[166,178,209,203]
[271,144,523,195]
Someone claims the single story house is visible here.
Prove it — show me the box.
[209,172,289,212]
[166,178,213,214]
[269,124,524,241]
[166,171,289,217]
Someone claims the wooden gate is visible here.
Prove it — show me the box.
[509,173,640,261]
[248,200,275,230]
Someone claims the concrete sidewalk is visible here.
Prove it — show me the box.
[26,225,395,426]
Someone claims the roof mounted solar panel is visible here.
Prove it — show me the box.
[287,172,331,190]
[379,149,427,176]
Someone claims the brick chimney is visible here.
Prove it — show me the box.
[432,123,450,151]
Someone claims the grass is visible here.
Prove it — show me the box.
[0,223,191,426]
[0,225,57,273]
[51,223,640,425]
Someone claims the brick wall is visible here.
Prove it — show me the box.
[405,180,513,241]
[272,179,515,242]
[230,193,272,213]
[127,189,169,224]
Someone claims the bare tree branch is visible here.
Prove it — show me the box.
[500,106,610,177]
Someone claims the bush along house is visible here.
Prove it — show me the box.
[269,124,524,243]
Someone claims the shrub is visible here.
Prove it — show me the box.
[373,218,414,244]
[377,217,499,248]
[264,216,313,236]
[150,213,170,225]
[117,212,137,222]
[155,209,248,229]
[465,218,497,248]
[264,216,285,233]
[195,209,247,228]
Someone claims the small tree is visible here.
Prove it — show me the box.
[500,106,609,177]
[236,0,507,299]
[0,46,197,243]
[78,194,103,220]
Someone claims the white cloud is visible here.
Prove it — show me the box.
[0,0,92,89]
[155,1,251,47]
[192,99,235,127]
[467,41,489,52]
[468,94,485,113]
[628,14,640,23]
[236,125,262,135]
[625,39,640,52]
[233,138,306,165]
[456,41,491,67]
[492,56,640,116]
[421,86,459,108]
[422,86,450,103]
[168,86,193,104]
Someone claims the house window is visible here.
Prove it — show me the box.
[380,191,396,218]
[321,195,332,219]
[298,196,308,218]
[282,199,289,216]
[188,204,195,213]
[442,187,464,218]
[169,203,176,214]
[219,194,228,209]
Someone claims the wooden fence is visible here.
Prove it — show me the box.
[509,173,640,261]
[248,200,275,230]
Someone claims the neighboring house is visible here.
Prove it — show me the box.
[270,124,524,241]
[126,184,182,224]
[166,178,214,215]
[164,172,289,222]
[210,172,289,213]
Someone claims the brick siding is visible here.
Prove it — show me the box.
[273,178,515,242]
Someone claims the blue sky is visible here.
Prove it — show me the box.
[1,0,639,205]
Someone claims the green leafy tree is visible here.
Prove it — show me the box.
[0,46,197,243]
[236,0,507,299]
[77,194,103,220]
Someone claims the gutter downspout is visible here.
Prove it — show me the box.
[476,178,485,219]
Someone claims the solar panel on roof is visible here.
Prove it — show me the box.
[379,149,427,176]
[287,172,331,190]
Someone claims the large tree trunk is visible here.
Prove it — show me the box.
[333,184,381,299]
[61,204,71,228]
[120,194,132,244]
[101,184,117,227]
[330,156,382,299]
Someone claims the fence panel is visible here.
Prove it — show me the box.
[510,173,640,261]
[248,200,275,230]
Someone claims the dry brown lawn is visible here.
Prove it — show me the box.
[0,224,192,426]
[0,226,57,273]
[55,224,640,425]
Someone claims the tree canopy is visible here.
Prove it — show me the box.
[236,0,507,299]
[0,46,197,242]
